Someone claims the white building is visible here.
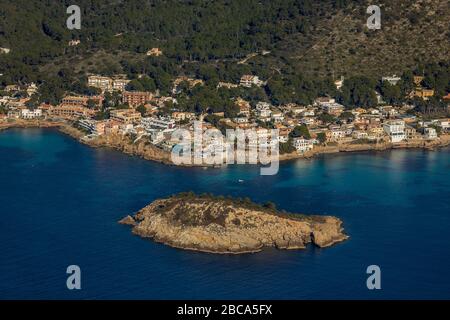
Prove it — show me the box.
[256,102,271,110]
[112,79,131,91]
[278,133,289,143]
[383,120,406,143]
[352,130,368,140]
[271,111,284,123]
[141,117,176,132]
[68,40,81,46]
[255,102,272,119]
[314,97,335,106]
[77,119,106,136]
[20,108,42,119]
[150,131,165,144]
[26,83,38,96]
[301,109,315,117]
[328,130,346,141]
[334,76,344,90]
[293,138,314,152]
[382,75,401,86]
[300,118,315,126]
[424,127,437,140]
[88,75,111,91]
[240,75,264,88]
[435,119,449,132]
[379,106,398,118]
[319,102,345,115]
[233,117,248,124]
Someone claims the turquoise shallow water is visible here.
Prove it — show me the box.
[0,128,449,299]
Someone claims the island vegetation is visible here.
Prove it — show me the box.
[119,192,348,254]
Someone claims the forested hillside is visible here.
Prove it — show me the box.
[1,0,448,80]
[0,0,448,111]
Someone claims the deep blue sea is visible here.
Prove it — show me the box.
[0,128,449,299]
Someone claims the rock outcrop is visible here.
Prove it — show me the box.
[83,133,172,164]
[120,194,348,254]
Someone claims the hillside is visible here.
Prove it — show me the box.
[278,0,450,78]
[0,0,448,82]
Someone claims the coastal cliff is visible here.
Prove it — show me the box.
[81,133,172,164]
[119,193,348,254]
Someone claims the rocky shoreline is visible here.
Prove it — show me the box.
[1,120,449,167]
[119,193,349,254]
[279,135,450,161]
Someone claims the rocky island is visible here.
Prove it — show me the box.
[119,193,348,254]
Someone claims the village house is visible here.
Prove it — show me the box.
[382,75,401,86]
[253,128,277,148]
[352,130,368,140]
[172,112,195,122]
[235,98,251,117]
[405,126,419,140]
[398,114,417,123]
[334,76,344,90]
[299,117,315,126]
[383,120,406,143]
[424,127,438,140]
[217,82,238,89]
[301,108,315,117]
[88,75,112,91]
[239,75,264,88]
[320,102,345,116]
[112,79,131,91]
[289,105,307,116]
[68,40,81,46]
[77,119,106,136]
[122,91,153,107]
[7,109,21,119]
[314,97,335,106]
[293,138,314,152]
[172,77,204,94]
[6,98,30,108]
[141,116,176,132]
[0,96,17,105]
[20,108,42,120]
[233,116,249,124]
[278,128,290,143]
[5,84,21,92]
[413,76,424,86]
[146,48,163,56]
[26,83,38,96]
[110,109,142,124]
[410,88,434,100]
[61,95,103,108]
[0,47,11,54]
[379,105,398,118]
[341,123,355,136]
[38,103,53,115]
[271,110,284,123]
[50,105,96,119]
[326,129,346,142]
[88,75,130,92]
[367,126,384,138]
[255,102,272,119]
[315,97,345,115]
[61,96,89,107]
[104,119,121,135]
[435,119,449,132]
